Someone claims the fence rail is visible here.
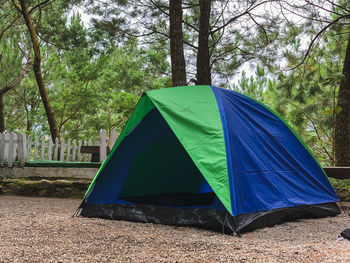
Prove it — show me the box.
[0,129,117,167]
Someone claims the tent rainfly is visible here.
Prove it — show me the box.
[79,85,340,233]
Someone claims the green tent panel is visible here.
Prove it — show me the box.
[146,86,231,212]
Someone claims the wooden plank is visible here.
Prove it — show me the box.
[80,146,100,162]
[53,138,59,161]
[34,136,39,160]
[66,139,71,161]
[48,138,53,160]
[80,146,100,153]
[7,132,15,167]
[0,133,5,167]
[100,129,107,163]
[324,167,350,180]
[41,136,46,160]
[72,139,77,161]
[60,138,65,161]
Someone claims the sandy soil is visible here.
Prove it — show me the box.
[1,195,350,262]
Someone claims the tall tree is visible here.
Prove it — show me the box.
[169,0,187,86]
[82,0,279,85]
[335,34,350,165]
[12,0,59,140]
[276,0,350,165]
[196,0,211,85]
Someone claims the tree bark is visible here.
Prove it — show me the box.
[17,0,59,140]
[169,0,187,86]
[196,0,211,85]
[335,34,350,166]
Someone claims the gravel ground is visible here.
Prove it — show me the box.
[1,195,350,263]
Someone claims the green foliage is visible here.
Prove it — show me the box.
[1,2,170,140]
[262,18,349,165]
[229,66,276,103]
[2,0,349,164]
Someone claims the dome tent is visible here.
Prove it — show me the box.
[79,85,340,233]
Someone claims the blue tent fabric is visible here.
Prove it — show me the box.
[211,86,339,216]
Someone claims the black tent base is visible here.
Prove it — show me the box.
[79,202,340,234]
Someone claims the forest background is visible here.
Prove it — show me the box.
[1,0,350,166]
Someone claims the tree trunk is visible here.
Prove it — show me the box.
[169,0,187,86]
[18,0,59,140]
[0,93,4,132]
[335,34,350,166]
[196,0,211,85]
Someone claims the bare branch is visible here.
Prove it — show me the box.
[111,116,127,129]
[248,13,269,43]
[29,0,53,14]
[0,15,20,40]
[303,112,333,161]
[304,0,343,16]
[290,14,350,70]
[11,0,22,12]
[325,0,350,13]
[210,0,273,34]
[1,57,32,94]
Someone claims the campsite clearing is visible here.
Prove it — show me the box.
[1,195,350,262]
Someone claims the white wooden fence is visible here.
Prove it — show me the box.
[0,129,117,167]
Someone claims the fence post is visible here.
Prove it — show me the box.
[66,139,71,161]
[7,132,15,167]
[87,140,92,162]
[34,136,39,160]
[53,137,59,161]
[27,135,32,160]
[110,129,117,148]
[100,129,107,163]
[41,136,46,160]
[72,139,77,161]
[60,138,65,161]
[0,133,5,167]
[77,140,82,161]
[17,133,26,167]
[48,138,53,160]
[22,133,26,163]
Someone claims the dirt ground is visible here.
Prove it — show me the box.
[1,195,350,262]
